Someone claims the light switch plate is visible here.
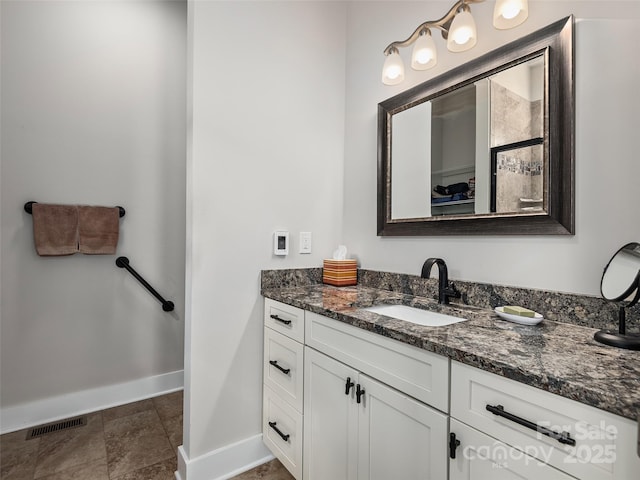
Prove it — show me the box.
[299,232,312,254]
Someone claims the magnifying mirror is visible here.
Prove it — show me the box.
[594,242,640,350]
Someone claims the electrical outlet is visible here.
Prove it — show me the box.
[299,232,312,254]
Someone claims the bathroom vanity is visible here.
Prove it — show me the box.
[261,280,640,480]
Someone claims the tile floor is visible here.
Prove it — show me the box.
[231,460,293,480]
[0,392,292,480]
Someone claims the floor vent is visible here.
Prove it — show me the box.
[26,415,87,440]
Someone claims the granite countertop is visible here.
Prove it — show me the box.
[262,283,640,421]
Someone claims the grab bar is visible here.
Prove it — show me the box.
[115,256,174,312]
[24,201,125,217]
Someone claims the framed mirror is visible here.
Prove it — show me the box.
[378,16,574,236]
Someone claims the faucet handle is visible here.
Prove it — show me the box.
[445,282,461,299]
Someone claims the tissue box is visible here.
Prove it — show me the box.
[323,259,358,286]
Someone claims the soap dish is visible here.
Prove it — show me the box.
[495,307,544,325]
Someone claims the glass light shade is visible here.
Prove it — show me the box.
[447,9,477,52]
[493,0,528,29]
[411,31,437,70]
[382,50,405,85]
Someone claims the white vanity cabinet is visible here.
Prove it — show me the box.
[450,361,640,480]
[263,299,305,479]
[303,311,449,480]
[263,298,640,480]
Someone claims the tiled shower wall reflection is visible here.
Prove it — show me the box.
[491,81,543,213]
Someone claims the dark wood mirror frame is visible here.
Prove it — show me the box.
[377,16,574,236]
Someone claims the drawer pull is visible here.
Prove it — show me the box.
[268,421,290,442]
[449,433,461,459]
[345,377,354,395]
[269,360,291,375]
[270,314,292,325]
[486,404,576,446]
[356,384,365,404]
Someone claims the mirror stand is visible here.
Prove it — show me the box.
[594,289,640,351]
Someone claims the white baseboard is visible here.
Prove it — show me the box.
[177,434,274,480]
[0,370,183,434]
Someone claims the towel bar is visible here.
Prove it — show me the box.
[116,256,174,312]
[24,201,125,218]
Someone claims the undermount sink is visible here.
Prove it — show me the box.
[362,304,467,327]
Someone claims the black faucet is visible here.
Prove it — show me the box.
[421,258,461,305]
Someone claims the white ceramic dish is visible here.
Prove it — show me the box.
[494,306,544,325]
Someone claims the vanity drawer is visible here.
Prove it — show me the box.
[451,361,640,480]
[305,311,449,412]
[263,384,303,480]
[264,298,304,343]
[264,328,304,413]
[450,418,574,479]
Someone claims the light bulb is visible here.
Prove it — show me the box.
[502,4,520,19]
[453,26,472,45]
[447,9,477,52]
[493,0,529,29]
[411,31,437,70]
[386,65,402,80]
[382,49,405,85]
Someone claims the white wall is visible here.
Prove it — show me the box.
[186,0,345,469]
[0,0,186,426]
[343,1,640,296]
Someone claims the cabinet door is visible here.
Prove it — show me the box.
[303,347,358,480]
[357,374,448,480]
[450,419,575,480]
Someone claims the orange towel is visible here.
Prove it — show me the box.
[32,204,79,256]
[78,206,120,255]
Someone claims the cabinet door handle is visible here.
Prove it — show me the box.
[270,314,292,325]
[269,360,291,375]
[268,421,290,442]
[449,433,461,459]
[356,384,365,404]
[486,404,576,446]
[345,377,354,395]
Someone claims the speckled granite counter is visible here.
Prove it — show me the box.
[261,279,640,422]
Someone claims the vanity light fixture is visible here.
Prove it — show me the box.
[381,0,529,85]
